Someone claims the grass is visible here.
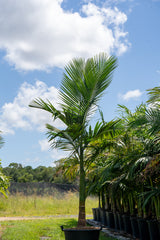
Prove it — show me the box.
[0,193,118,239]
[0,192,98,217]
[0,218,117,240]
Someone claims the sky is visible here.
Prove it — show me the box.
[0,0,160,168]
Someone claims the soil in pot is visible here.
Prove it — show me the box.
[147,219,160,240]
[61,226,102,240]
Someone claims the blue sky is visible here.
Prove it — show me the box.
[0,0,160,168]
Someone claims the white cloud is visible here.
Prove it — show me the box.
[39,139,50,152]
[0,0,129,71]
[50,148,68,163]
[39,138,68,165]
[120,89,143,101]
[0,80,64,135]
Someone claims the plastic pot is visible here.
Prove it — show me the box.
[130,216,140,239]
[122,215,132,235]
[61,226,102,240]
[117,213,125,232]
[99,208,106,225]
[147,219,160,240]
[137,218,150,240]
[105,211,109,227]
[96,208,101,222]
[106,211,115,229]
[158,221,160,237]
[113,212,120,231]
[92,208,97,221]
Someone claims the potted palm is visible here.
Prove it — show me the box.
[29,53,117,239]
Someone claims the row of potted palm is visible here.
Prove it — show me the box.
[88,99,160,240]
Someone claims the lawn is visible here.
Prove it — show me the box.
[0,218,117,240]
[0,193,117,239]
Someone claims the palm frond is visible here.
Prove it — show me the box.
[147,86,160,105]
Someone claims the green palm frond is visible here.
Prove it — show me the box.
[145,108,160,135]
[60,54,117,125]
[29,98,66,124]
[128,156,151,178]
[147,86,160,105]
[29,53,117,155]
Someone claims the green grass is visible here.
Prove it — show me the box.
[0,193,117,239]
[0,192,98,217]
[0,218,117,240]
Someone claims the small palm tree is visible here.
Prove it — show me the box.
[29,53,117,227]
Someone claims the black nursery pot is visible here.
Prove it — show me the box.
[96,208,101,222]
[130,216,140,239]
[92,208,97,221]
[61,226,102,240]
[147,219,160,240]
[117,213,125,232]
[113,212,120,231]
[122,215,132,235]
[106,211,115,229]
[158,221,160,237]
[105,211,109,227]
[137,218,150,240]
[99,208,106,225]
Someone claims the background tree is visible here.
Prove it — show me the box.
[3,163,55,183]
[0,132,10,197]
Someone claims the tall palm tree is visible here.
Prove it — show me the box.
[29,53,117,226]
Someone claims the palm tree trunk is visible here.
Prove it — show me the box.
[78,150,86,227]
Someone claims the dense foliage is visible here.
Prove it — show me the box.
[85,88,160,221]
[0,133,10,196]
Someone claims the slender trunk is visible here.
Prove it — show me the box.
[78,150,86,227]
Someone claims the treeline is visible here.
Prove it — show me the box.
[2,162,75,184]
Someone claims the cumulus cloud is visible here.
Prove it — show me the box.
[119,89,143,101]
[39,139,50,152]
[0,0,129,71]
[0,80,64,135]
[39,138,68,165]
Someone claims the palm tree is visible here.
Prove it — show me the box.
[29,53,117,227]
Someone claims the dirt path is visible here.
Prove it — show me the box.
[0,215,92,221]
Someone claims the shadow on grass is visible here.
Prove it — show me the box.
[62,218,77,228]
